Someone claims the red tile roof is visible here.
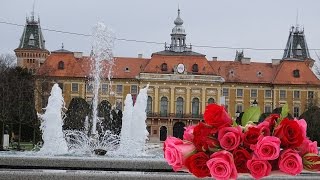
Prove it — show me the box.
[37,51,320,86]
[37,53,149,79]
[208,61,277,84]
[143,54,215,74]
[272,60,320,85]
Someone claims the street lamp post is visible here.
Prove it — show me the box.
[253,99,258,107]
[235,110,241,125]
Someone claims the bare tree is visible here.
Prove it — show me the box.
[0,54,16,72]
[313,51,320,78]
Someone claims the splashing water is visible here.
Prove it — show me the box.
[90,22,115,136]
[38,84,68,155]
[117,85,149,156]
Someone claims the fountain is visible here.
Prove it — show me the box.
[116,84,149,156]
[38,84,68,155]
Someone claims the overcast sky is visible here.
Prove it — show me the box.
[1,0,320,62]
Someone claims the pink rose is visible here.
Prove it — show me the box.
[247,159,272,179]
[257,121,271,136]
[206,150,238,180]
[251,136,281,160]
[278,149,303,175]
[163,136,196,171]
[294,118,307,138]
[183,125,196,141]
[298,138,318,156]
[218,126,242,151]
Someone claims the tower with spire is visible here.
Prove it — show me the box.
[153,8,204,56]
[162,8,195,53]
[14,6,49,74]
[282,26,311,61]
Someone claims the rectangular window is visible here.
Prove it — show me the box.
[116,99,122,110]
[131,85,138,94]
[116,85,123,94]
[236,104,243,113]
[101,84,108,94]
[222,88,229,97]
[280,90,286,99]
[72,83,79,92]
[236,89,243,97]
[293,107,300,117]
[86,83,93,93]
[308,91,314,99]
[251,89,257,98]
[265,90,272,98]
[265,105,272,113]
[293,91,300,99]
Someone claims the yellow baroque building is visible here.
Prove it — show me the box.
[16,10,320,142]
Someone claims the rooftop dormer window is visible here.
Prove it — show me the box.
[257,71,263,77]
[293,69,300,78]
[58,61,64,70]
[192,63,199,72]
[161,63,168,72]
[229,69,235,76]
[125,67,130,72]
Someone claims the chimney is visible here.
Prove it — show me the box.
[138,54,143,58]
[209,57,217,61]
[241,57,251,64]
[272,59,281,65]
[74,52,83,58]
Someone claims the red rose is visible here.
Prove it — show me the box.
[243,126,261,148]
[203,104,232,128]
[193,122,219,152]
[185,152,211,178]
[264,114,279,127]
[233,147,251,173]
[274,118,304,148]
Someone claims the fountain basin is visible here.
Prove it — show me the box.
[0,155,319,179]
[0,155,170,172]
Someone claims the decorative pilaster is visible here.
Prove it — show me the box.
[170,87,175,114]
[154,86,159,113]
[186,87,191,114]
[201,88,206,114]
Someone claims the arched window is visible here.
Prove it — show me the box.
[146,96,152,116]
[58,61,64,70]
[192,97,200,118]
[161,63,168,72]
[176,97,184,118]
[192,64,199,72]
[160,126,167,141]
[160,97,168,117]
[208,98,215,104]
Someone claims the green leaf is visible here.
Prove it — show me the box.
[279,103,289,123]
[241,106,261,126]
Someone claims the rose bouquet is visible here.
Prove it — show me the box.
[163,104,320,180]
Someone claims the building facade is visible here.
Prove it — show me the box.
[16,10,320,142]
